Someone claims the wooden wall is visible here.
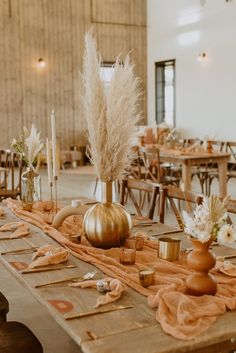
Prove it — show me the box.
[0,0,146,148]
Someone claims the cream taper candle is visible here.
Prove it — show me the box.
[46,138,52,185]
[51,110,57,178]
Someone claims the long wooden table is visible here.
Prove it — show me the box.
[158,149,230,197]
[1,206,236,353]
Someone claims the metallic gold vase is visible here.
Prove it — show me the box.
[83,182,132,249]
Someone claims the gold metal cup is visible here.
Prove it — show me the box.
[139,268,155,287]
[158,237,181,261]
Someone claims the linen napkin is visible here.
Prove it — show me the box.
[0,222,29,239]
[29,244,68,268]
[70,277,126,308]
[214,260,236,277]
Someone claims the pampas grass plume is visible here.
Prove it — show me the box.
[82,31,141,182]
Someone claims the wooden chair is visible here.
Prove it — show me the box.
[139,147,180,186]
[225,198,236,225]
[225,141,236,181]
[0,292,9,323]
[203,140,225,195]
[0,321,43,353]
[159,185,203,230]
[0,150,23,200]
[120,178,160,219]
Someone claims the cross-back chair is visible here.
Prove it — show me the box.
[225,141,236,181]
[159,185,204,230]
[139,147,180,186]
[120,178,160,219]
[0,150,23,200]
[224,198,236,225]
[203,140,225,195]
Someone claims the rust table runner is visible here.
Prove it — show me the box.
[4,198,236,341]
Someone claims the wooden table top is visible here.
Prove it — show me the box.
[1,206,236,353]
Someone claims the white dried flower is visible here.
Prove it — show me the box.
[217,224,236,244]
[183,195,232,243]
[11,138,17,146]
[25,125,43,166]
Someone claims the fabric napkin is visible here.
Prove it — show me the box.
[29,244,68,268]
[70,277,126,308]
[214,260,236,277]
[0,222,29,239]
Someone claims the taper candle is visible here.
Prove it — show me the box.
[51,110,57,178]
[46,138,52,185]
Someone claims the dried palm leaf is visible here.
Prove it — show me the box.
[208,195,227,222]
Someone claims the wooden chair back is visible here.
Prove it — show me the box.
[225,198,236,224]
[139,147,162,183]
[225,141,236,180]
[120,178,160,219]
[0,150,23,200]
[159,185,203,230]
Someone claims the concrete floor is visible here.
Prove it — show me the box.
[2,166,236,353]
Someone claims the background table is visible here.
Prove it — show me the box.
[159,150,230,197]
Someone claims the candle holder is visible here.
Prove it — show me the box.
[96,279,111,293]
[124,236,144,251]
[158,237,181,261]
[119,248,136,265]
[139,268,155,287]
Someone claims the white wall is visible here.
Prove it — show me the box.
[147,0,236,140]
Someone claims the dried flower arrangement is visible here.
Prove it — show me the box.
[11,125,43,168]
[82,31,141,182]
[183,195,236,244]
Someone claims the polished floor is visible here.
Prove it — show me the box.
[2,166,236,353]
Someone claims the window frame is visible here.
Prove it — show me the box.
[155,59,176,127]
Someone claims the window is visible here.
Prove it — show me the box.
[155,60,175,126]
[100,62,114,90]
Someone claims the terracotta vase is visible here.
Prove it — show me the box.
[186,238,217,296]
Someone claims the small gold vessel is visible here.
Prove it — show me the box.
[158,237,181,261]
[139,268,155,287]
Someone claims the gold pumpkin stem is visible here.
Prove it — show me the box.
[102,182,113,204]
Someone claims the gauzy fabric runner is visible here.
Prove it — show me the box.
[5,198,236,340]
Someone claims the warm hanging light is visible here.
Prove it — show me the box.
[37,58,46,68]
[198,52,206,61]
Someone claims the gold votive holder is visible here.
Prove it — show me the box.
[125,236,144,251]
[119,248,136,265]
[70,234,81,244]
[139,268,155,287]
[158,237,181,261]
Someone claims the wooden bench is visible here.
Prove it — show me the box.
[0,321,43,353]
[0,292,9,322]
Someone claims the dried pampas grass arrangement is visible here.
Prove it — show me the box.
[82,31,141,182]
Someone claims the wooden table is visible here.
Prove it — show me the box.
[1,208,236,353]
[158,149,230,197]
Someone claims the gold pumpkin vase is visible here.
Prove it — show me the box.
[83,182,132,249]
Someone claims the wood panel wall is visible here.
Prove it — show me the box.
[0,0,146,149]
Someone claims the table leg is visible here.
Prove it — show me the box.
[182,162,192,192]
[218,161,227,198]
